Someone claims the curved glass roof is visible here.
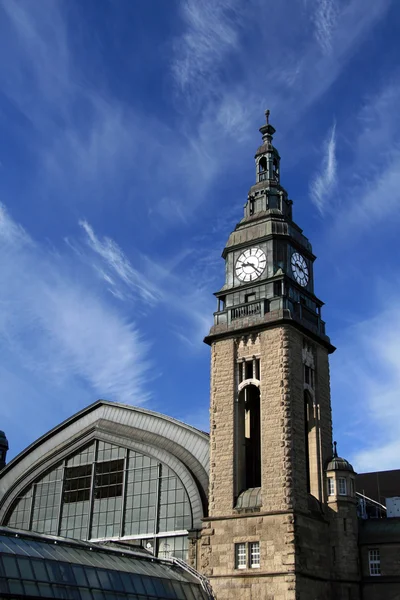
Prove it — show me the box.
[4,441,192,561]
[0,526,213,600]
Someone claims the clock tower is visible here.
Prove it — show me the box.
[199,113,360,599]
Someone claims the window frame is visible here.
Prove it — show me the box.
[338,477,347,496]
[368,548,381,576]
[235,541,260,570]
[249,541,260,568]
[235,543,247,569]
[327,477,335,496]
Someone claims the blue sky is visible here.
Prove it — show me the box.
[0,0,399,473]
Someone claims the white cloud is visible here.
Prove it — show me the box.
[79,220,213,344]
[172,0,242,94]
[79,220,160,305]
[312,0,338,54]
[310,121,337,214]
[331,282,400,472]
[0,205,151,404]
[327,81,400,240]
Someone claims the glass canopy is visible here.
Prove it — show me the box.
[0,526,212,600]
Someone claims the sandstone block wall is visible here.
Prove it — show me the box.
[360,541,400,600]
[203,323,357,600]
[201,512,298,600]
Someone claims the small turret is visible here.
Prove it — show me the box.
[243,110,293,222]
[326,441,356,500]
[256,109,281,184]
[325,442,360,590]
[0,431,9,470]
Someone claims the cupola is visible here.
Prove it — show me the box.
[325,442,356,502]
[255,109,281,185]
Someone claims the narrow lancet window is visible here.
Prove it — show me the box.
[304,391,312,494]
[237,384,261,492]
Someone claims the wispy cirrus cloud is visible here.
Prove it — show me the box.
[310,121,337,214]
[79,220,160,305]
[78,220,213,345]
[170,0,391,192]
[172,0,243,95]
[0,204,151,405]
[332,282,400,472]
[0,1,219,224]
[328,80,400,240]
[312,0,338,55]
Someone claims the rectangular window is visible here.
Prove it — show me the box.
[249,542,260,568]
[245,361,253,380]
[273,281,282,297]
[338,478,347,496]
[245,293,256,303]
[94,459,124,499]
[304,365,314,388]
[369,549,381,576]
[328,478,335,496]
[235,543,247,569]
[63,465,92,503]
[239,358,261,383]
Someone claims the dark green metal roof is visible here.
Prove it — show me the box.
[325,442,354,473]
[326,455,354,473]
[0,526,213,599]
[235,487,262,510]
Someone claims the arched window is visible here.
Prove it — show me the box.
[236,384,261,492]
[258,157,267,181]
[273,157,279,180]
[4,440,192,560]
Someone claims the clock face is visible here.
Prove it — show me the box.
[235,247,266,282]
[291,252,309,287]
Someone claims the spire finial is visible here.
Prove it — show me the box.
[259,110,275,142]
[333,441,338,458]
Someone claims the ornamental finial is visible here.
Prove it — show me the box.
[333,441,338,458]
[265,109,270,124]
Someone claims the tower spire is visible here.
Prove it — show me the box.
[333,440,338,458]
[259,109,276,145]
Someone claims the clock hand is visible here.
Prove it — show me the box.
[242,261,256,268]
